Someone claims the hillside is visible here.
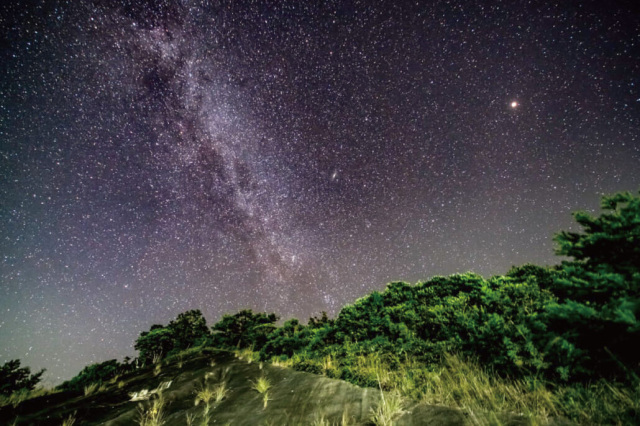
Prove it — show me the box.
[0,348,479,425]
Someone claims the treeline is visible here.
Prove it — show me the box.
[50,190,639,395]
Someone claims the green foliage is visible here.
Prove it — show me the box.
[0,359,45,396]
[548,190,640,380]
[259,319,312,360]
[168,310,211,351]
[211,309,278,349]
[555,191,640,278]
[135,327,176,366]
[134,309,211,365]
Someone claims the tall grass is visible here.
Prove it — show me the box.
[270,356,294,368]
[370,389,405,426]
[251,374,272,409]
[284,350,639,424]
[137,394,165,426]
[235,347,258,364]
[195,382,228,406]
[83,382,106,396]
[194,381,229,425]
[0,387,59,408]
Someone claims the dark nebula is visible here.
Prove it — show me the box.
[1,0,639,383]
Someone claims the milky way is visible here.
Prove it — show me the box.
[1,0,639,383]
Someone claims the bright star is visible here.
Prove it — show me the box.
[510,101,519,108]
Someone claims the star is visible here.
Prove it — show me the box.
[1,0,638,385]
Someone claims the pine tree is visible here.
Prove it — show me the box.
[548,190,640,380]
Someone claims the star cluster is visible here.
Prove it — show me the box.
[1,0,639,383]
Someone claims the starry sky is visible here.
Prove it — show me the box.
[1,0,639,384]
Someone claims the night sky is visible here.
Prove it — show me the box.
[1,0,639,384]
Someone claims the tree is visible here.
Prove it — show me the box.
[211,310,278,349]
[548,190,640,380]
[168,309,211,350]
[134,327,176,365]
[134,310,212,365]
[0,360,45,396]
[260,318,312,360]
[554,191,640,279]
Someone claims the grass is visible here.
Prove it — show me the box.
[251,374,272,409]
[195,382,229,406]
[235,347,258,364]
[83,382,106,396]
[313,409,354,426]
[137,394,165,426]
[61,412,76,426]
[251,375,272,394]
[154,363,162,376]
[194,382,229,425]
[152,353,162,365]
[280,350,639,425]
[322,354,339,377]
[370,389,405,426]
[212,382,229,403]
[270,356,294,368]
[0,387,59,408]
[185,412,196,425]
[0,389,29,408]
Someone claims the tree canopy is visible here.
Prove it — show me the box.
[134,309,211,365]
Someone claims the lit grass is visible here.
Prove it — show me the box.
[195,382,228,406]
[61,412,76,426]
[415,354,559,423]
[2,389,29,408]
[0,387,59,408]
[137,394,165,426]
[185,412,196,426]
[312,415,331,426]
[152,353,162,365]
[322,354,339,377]
[194,382,228,425]
[313,408,355,425]
[235,347,258,364]
[84,382,100,396]
[270,356,294,368]
[251,374,272,409]
[251,375,271,394]
[370,375,405,426]
[212,382,229,403]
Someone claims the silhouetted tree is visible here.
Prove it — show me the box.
[0,360,45,396]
